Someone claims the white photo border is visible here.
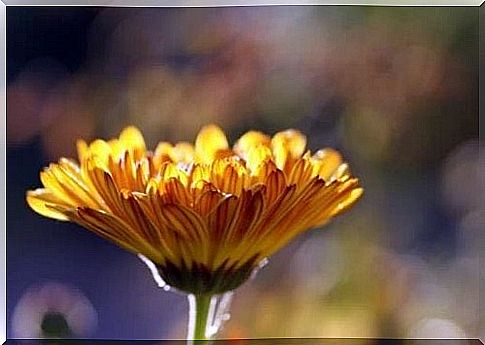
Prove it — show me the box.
[0,2,482,344]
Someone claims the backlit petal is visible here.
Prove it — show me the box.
[245,145,273,175]
[271,129,306,170]
[119,126,146,152]
[26,189,71,221]
[195,124,229,164]
[312,148,342,180]
[234,131,271,159]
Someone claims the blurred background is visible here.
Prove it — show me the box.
[6,5,481,340]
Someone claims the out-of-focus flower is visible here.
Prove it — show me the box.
[26,125,362,295]
[11,282,97,339]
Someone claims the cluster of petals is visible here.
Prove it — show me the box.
[27,125,363,291]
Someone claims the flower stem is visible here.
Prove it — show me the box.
[187,292,234,344]
[187,294,213,345]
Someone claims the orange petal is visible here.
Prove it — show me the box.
[159,203,208,244]
[248,184,297,240]
[212,190,265,267]
[76,207,163,263]
[288,158,314,185]
[194,189,226,216]
[223,189,265,244]
[206,194,240,244]
[160,178,191,205]
[264,169,287,205]
[210,159,247,196]
[87,167,123,213]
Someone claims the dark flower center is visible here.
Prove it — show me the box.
[41,311,72,338]
[157,256,260,295]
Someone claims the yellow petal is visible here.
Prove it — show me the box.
[119,126,146,151]
[88,139,112,167]
[76,140,89,162]
[108,139,126,161]
[155,142,172,157]
[246,145,273,175]
[190,164,211,186]
[195,124,229,164]
[25,123,364,287]
[312,148,342,180]
[333,163,351,181]
[51,162,102,208]
[153,142,173,169]
[40,168,79,206]
[250,160,277,184]
[210,159,247,196]
[234,131,271,159]
[271,129,306,169]
[160,162,188,186]
[26,189,70,220]
[331,187,364,216]
[171,142,195,163]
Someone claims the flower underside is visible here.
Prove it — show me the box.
[27,125,363,294]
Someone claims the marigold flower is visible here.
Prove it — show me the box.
[26,125,363,295]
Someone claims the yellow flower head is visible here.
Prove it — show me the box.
[27,125,363,294]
